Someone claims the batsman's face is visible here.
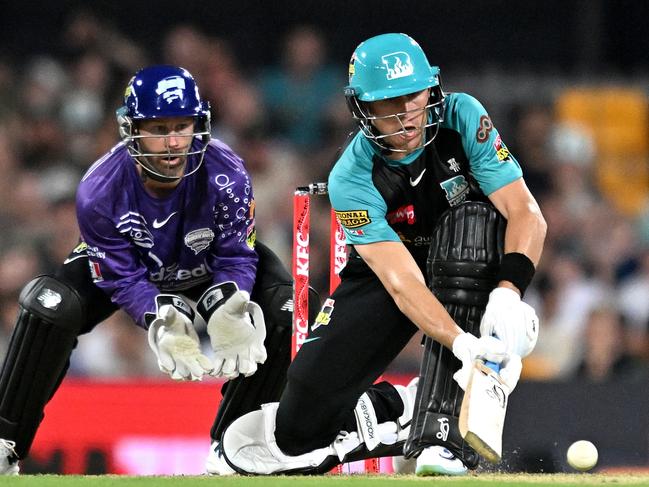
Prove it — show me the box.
[137,117,195,179]
[368,88,430,158]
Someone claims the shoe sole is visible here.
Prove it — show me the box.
[415,464,468,476]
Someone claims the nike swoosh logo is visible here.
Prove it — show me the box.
[303,337,321,344]
[409,168,426,186]
[152,212,178,229]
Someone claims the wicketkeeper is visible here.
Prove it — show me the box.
[219,33,545,476]
[0,65,318,476]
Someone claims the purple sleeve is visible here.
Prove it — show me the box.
[77,204,158,328]
[208,151,258,294]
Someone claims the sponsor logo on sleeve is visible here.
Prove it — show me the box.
[335,210,371,229]
[476,115,493,143]
[312,298,335,332]
[493,134,511,162]
[64,241,89,264]
[249,199,256,220]
[246,225,256,249]
[89,261,103,282]
[86,245,106,260]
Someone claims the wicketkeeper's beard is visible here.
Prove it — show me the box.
[136,153,189,182]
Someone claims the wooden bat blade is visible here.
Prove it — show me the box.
[459,360,509,464]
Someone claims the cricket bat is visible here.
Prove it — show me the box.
[459,359,509,464]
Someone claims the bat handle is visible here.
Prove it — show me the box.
[484,360,501,373]
[485,334,502,373]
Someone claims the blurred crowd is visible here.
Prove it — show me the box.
[0,11,648,383]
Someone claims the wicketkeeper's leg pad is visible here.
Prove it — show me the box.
[210,242,320,441]
[0,275,85,458]
[404,202,506,468]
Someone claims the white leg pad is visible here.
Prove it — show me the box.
[221,403,335,474]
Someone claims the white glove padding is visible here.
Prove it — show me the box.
[146,296,214,381]
[451,332,522,392]
[199,283,267,380]
[479,287,539,358]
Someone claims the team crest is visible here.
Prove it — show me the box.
[184,228,215,254]
[381,52,414,80]
[156,76,186,104]
[439,176,469,206]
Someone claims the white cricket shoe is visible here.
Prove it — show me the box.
[391,377,419,474]
[206,441,235,475]
[0,439,19,475]
[415,445,468,476]
[391,454,416,474]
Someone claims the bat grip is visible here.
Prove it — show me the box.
[485,361,501,373]
[485,335,503,373]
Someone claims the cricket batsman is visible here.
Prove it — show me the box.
[219,32,545,476]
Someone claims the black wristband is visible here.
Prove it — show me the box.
[197,281,238,321]
[496,253,535,296]
[144,294,195,328]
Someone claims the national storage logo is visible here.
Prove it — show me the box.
[335,210,371,229]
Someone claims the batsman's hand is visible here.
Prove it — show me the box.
[146,295,214,381]
[479,287,539,358]
[452,332,522,392]
[198,282,267,380]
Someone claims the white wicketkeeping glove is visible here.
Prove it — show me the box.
[198,282,267,380]
[452,332,522,392]
[479,287,539,358]
[146,295,214,381]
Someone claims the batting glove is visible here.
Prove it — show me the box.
[452,332,522,392]
[479,287,539,358]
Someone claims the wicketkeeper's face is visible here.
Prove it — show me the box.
[368,88,430,156]
[136,117,195,179]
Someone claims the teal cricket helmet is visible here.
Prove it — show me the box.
[344,33,446,153]
[345,33,440,101]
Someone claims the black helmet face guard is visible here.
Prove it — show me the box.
[347,85,446,153]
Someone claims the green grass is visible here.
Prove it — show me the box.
[2,474,649,487]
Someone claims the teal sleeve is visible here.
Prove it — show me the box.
[448,93,523,195]
[328,142,401,246]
